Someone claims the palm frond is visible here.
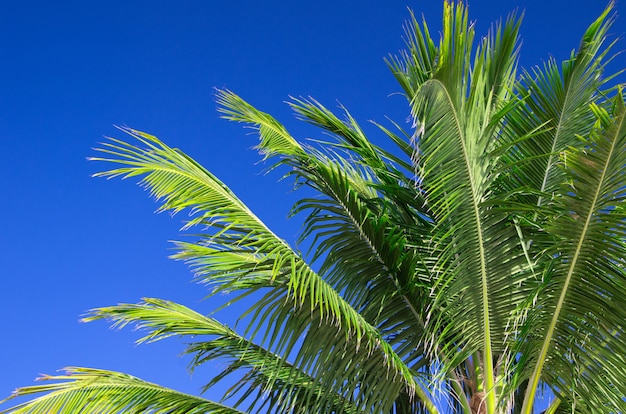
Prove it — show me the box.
[402,2,525,411]
[0,368,243,414]
[84,298,360,414]
[218,87,435,344]
[386,8,438,99]
[90,127,440,412]
[288,97,417,176]
[520,90,626,413]
[502,3,616,205]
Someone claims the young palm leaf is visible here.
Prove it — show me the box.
[391,2,526,411]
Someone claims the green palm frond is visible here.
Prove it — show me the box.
[520,90,626,413]
[386,9,438,99]
[502,3,616,205]
[83,298,359,414]
[287,97,433,231]
[91,127,356,328]
[218,90,434,307]
[291,161,431,362]
[216,93,443,412]
[0,368,243,414]
[400,2,525,411]
[217,90,425,324]
[287,97,416,176]
[216,90,442,382]
[90,127,439,412]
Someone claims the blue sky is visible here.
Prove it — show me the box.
[1,0,624,410]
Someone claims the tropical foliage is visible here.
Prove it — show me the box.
[2,2,625,413]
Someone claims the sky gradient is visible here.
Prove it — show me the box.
[1,0,625,410]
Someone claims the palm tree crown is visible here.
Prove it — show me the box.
[2,2,625,413]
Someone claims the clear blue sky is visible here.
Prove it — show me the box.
[1,0,624,410]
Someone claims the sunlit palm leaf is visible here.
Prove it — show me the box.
[400,3,525,411]
[91,127,439,412]
[520,91,626,413]
[0,368,243,414]
[217,90,435,341]
[503,4,617,207]
[83,298,359,414]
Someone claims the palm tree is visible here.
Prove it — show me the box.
[2,2,625,413]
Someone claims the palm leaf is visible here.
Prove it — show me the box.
[503,3,617,206]
[4,4,623,414]
[520,90,626,413]
[90,127,439,412]
[0,368,243,414]
[401,3,525,411]
[84,298,360,414]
